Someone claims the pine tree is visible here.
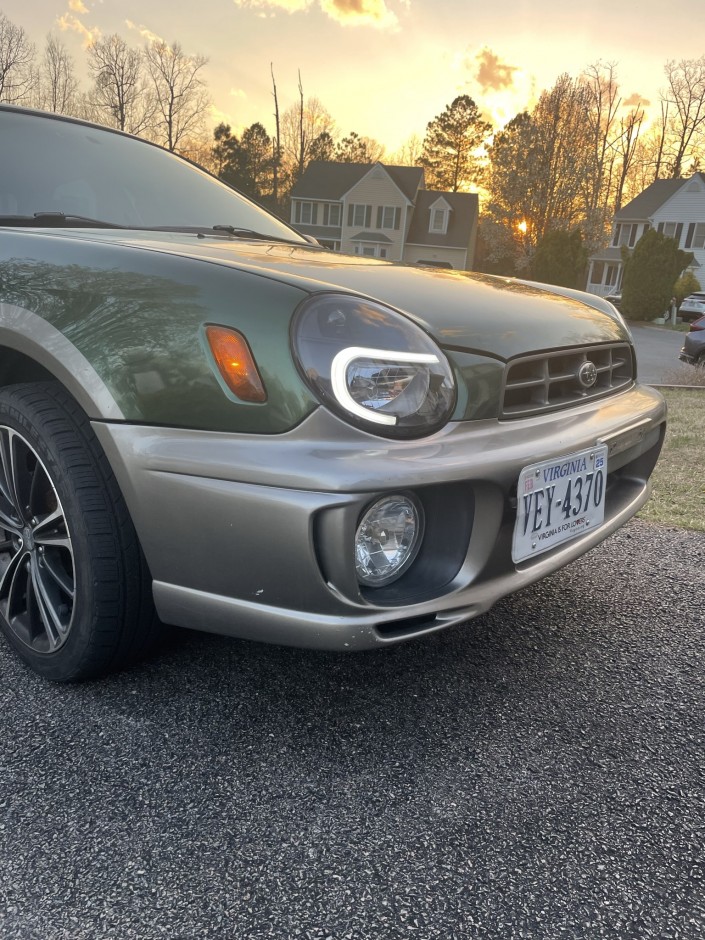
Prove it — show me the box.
[419,95,491,191]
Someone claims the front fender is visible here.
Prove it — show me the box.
[0,234,317,432]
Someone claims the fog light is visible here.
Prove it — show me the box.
[355,495,423,587]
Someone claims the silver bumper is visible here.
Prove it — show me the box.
[92,384,666,650]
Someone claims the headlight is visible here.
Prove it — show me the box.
[291,293,456,438]
[355,495,423,586]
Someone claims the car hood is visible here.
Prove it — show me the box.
[34,229,628,360]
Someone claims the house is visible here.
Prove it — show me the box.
[586,172,705,297]
[290,161,478,270]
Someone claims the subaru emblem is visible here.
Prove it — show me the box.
[577,361,598,389]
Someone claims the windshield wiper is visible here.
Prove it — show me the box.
[0,214,314,244]
[211,224,310,245]
[0,212,127,229]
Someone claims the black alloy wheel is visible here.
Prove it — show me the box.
[0,424,75,655]
[0,383,156,680]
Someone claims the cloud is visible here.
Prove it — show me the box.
[624,92,650,108]
[57,12,101,46]
[229,87,248,98]
[125,19,166,45]
[68,0,89,12]
[210,104,241,129]
[474,47,518,92]
[232,0,398,27]
[320,0,397,27]
[232,0,314,11]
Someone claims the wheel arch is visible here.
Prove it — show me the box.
[0,303,124,421]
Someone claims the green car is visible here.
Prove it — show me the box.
[0,106,666,681]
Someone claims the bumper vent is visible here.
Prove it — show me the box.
[501,343,633,419]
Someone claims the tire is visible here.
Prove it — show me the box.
[0,382,156,681]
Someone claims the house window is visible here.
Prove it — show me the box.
[353,241,388,258]
[590,262,605,286]
[322,203,341,227]
[614,223,637,247]
[348,204,372,228]
[430,208,448,233]
[685,222,705,249]
[295,201,316,225]
[376,206,401,230]
[659,221,684,243]
[589,261,618,288]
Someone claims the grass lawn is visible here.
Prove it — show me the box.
[638,387,705,532]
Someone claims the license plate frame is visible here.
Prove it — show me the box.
[512,444,609,563]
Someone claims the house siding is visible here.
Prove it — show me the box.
[341,170,407,259]
[587,174,705,297]
[652,181,705,272]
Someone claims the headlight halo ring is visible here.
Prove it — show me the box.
[291,292,457,439]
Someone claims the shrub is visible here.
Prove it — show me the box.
[674,270,702,306]
[621,230,693,321]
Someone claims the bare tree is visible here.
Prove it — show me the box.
[280,83,335,183]
[659,57,705,177]
[36,34,79,114]
[271,63,282,207]
[529,74,594,237]
[0,13,35,104]
[612,104,645,212]
[484,75,595,271]
[87,34,152,134]
[389,133,423,166]
[580,62,622,241]
[651,99,670,181]
[144,40,210,154]
[485,110,542,270]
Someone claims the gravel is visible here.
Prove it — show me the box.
[1,519,703,940]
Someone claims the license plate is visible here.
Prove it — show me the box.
[512,445,608,563]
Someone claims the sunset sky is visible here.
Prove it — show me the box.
[4,0,705,153]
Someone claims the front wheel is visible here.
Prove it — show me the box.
[0,383,155,680]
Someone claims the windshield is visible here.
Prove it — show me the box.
[0,109,305,242]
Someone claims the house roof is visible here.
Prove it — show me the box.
[405,190,479,249]
[291,161,424,203]
[589,246,624,263]
[615,178,688,220]
[291,223,341,240]
[349,231,393,243]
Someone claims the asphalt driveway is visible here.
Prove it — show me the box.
[629,323,686,384]
[1,519,703,940]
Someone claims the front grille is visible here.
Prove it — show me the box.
[501,343,633,419]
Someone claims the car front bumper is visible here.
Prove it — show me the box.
[93,384,666,650]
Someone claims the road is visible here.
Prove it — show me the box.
[1,519,703,940]
[628,322,686,384]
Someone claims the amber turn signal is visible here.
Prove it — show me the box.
[205,325,267,402]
